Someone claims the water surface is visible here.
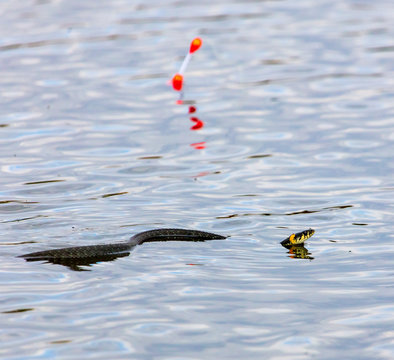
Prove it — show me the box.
[1,0,394,359]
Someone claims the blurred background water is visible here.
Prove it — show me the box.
[1,0,394,359]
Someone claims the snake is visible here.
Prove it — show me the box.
[19,228,226,262]
[18,227,315,270]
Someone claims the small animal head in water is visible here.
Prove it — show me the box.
[281,228,315,247]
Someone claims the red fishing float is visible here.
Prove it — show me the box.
[172,74,183,91]
[189,37,202,54]
[171,37,203,92]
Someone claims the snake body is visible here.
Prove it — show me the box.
[19,228,226,261]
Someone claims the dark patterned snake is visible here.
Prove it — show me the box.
[18,228,226,270]
[18,227,314,270]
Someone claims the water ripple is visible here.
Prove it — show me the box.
[1,0,393,359]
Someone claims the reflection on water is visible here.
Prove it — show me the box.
[282,244,314,260]
[176,98,205,142]
[190,141,206,150]
[25,251,131,272]
[190,116,204,131]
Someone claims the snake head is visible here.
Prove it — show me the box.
[281,228,315,247]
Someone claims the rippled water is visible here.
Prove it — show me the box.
[1,0,394,359]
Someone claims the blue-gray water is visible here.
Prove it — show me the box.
[1,0,394,359]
